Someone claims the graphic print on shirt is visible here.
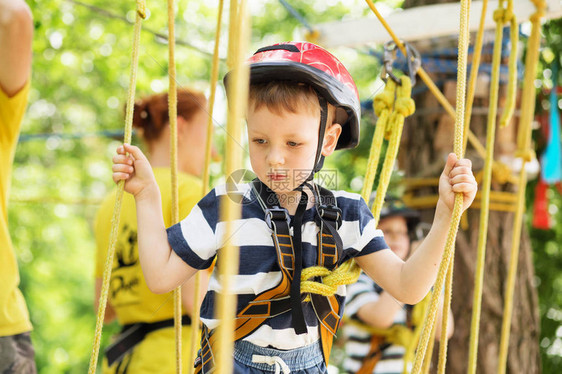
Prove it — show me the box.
[110,224,140,306]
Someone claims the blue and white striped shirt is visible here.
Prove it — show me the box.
[167,183,388,349]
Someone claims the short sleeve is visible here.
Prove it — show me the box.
[167,188,218,270]
[343,196,388,259]
[94,192,115,278]
[344,272,382,319]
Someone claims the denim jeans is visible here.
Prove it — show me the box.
[232,340,327,373]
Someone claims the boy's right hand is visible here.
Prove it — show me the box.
[112,144,157,199]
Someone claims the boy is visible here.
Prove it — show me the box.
[112,42,477,373]
[342,198,454,374]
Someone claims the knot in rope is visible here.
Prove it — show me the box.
[393,76,416,118]
[300,259,361,297]
[515,149,535,163]
[373,80,397,117]
[493,8,514,24]
[492,161,513,185]
[136,0,147,19]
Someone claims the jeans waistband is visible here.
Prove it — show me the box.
[233,340,324,372]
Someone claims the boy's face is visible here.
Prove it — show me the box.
[378,216,410,260]
[247,104,340,196]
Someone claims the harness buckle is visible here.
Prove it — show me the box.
[265,207,291,231]
[317,205,342,229]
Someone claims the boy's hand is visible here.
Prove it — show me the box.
[438,153,477,213]
[112,144,157,200]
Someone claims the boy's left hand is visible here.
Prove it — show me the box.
[438,153,477,213]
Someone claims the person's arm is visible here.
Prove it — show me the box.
[180,270,210,315]
[355,291,404,329]
[113,144,197,294]
[356,154,476,304]
[0,0,33,97]
[94,278,117,323]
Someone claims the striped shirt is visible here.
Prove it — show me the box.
[167,183,388,349]
[343,273,411,374]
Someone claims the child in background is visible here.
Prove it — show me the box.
[94,90,210,372]
[111,42,476,373]
[342,198,454,374]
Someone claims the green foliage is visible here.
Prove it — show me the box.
[10,0,562,371]
[530,17,562,373]
[12,1,382,372]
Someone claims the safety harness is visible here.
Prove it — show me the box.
[195,179,345,373]
[105,315,192,368]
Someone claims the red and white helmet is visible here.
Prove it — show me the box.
[228,41,361,150]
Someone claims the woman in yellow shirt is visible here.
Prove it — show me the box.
[94,89,211,373]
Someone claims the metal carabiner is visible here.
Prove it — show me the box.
[381,40,422,86]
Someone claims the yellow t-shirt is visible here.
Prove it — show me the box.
[95,168,202,324]
[0,82,32,337]
[95,168,202,373]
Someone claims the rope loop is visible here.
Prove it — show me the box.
[300,259,361,297]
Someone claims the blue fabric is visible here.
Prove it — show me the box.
[166,184,388,347]
[232,340,326,373]
[542,61,562,184]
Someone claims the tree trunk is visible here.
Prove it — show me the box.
[400,1,541,372]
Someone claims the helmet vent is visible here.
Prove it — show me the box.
[254,44,300,54]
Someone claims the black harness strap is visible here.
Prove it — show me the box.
[105,315,192,367]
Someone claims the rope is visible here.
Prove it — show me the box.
[300,259,361,297]
[363,0,487,160]
[498,0,518,128]
[214,1,249,373]
[166,0,183,371]
[371,76,415,226]
[467,0,512,370]
[463,0,488,151]
[411,0,471,370]
[344,292,432,374]
[66,0,219,58]
[88,2,146,373]
[361,79,396,203]
[277,0,314,33]
[186,2,225,372]
[497,1,545,372]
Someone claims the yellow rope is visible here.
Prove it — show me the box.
[437,260,453,373]
[88,2,146,373]
[463,0,488,151]
[361,80,396,202]
[300,259,361,297]
[344,292,431,374]
[499,2,518,128]
[214,1,249,373]
[498,1,544,372]
[421,317,436,374]
[371,76,415,226]
[363,0,486,160]
[467,1,513,370]
[186,2,225,373]
[166,0,183,371]
[411,0,471,370]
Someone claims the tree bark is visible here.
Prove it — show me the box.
[400,1,541,372]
